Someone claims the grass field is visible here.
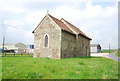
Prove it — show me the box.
[2,56,118,79]
[115,49,120,57]
[100,49,115,53]
[0,57,1,80]
[0,53,33,57]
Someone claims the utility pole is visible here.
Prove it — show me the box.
[2,36,5,55]
[2,18,6,56]
[109,43,110,54]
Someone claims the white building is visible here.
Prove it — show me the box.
[0,43,26,53]
[90,44,101,53]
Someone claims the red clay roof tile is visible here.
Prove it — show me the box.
[48,14,75,35]
[33,13,91,40]
[61,18,92,40]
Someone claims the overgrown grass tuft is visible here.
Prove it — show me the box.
[101,49,114,53]
[115,49,120,57]
[78,61,84,65]
[2,56,118,79]
[0,53,33,57]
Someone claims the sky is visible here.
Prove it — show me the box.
[0,0,118,49]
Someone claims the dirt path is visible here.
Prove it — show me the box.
[108,51,120,62]
[91,51,120,62]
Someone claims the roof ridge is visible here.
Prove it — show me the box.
[61,18,91,40]
[61,18,81,31]
[48,14,76,35]
[33,13,91,40]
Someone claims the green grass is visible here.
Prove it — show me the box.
[0,57,1,80]
[101,49,114,53]
[2,56,118,79]
[0,53,33,57]
[115,49,120,57]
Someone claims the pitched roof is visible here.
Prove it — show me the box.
[33,13,91,40]
[48,14,75,35]
[61,18,91,40]
[48,14,91,40]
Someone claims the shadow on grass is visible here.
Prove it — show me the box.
[73,56,102,59]
[1,54,33,57]
[1,56,102,59]
[60,57,102,60]
[2,56,33,57]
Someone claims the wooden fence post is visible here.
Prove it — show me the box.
[21,53,23,56]
[14,52,15,57]
[5,52,6,56]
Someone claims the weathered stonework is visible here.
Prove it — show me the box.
[33,15,61,59]
[61,30,90,58]
[33,13,91,59]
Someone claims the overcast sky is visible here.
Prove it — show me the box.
[0,0,118,49]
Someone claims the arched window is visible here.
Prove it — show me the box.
[45,35,48,47]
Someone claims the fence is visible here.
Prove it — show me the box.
[1,52,33,57]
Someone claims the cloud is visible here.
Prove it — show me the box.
[4,20,24,29]
[49,1,117,49]
[4,27,33,45]
[1,0,118,3]
[24,11,46,26]
[24,31,34,44]
[0,3,25,14]
[0,1,118,49]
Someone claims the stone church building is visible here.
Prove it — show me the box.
[32,13,92,59]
